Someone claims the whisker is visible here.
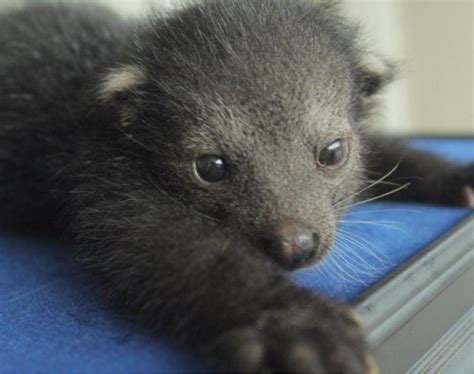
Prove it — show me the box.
[337,228,394,266]
[339,219,404,231]
[114,124,162,156]
[340,219,400,225]
[338,231,392,266]
[343,208,421,216]
[321,256,350,295]
[334,161,403,208]
[335,237,383,273]
[334,181,411,213]
[361,179,403,187]
[331,250,370,286]
[390,176,424,183]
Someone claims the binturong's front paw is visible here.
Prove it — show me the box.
[447,163,474,207]
[209,302,377,374]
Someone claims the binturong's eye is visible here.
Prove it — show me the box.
[194,155,229,183]
[316,139,349,168]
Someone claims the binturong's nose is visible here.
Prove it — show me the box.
[268,220,320,269]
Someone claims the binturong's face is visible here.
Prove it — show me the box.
[99,0,392,270]
[180,100,364,270]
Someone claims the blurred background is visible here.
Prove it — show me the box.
[1,0,472,135]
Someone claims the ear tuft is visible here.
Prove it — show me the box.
[357,53,396,97]
[99,65,145,103]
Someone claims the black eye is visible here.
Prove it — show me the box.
[316,139,348,168]
[194,155,229,183]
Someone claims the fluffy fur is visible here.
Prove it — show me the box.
[0,1,472,372]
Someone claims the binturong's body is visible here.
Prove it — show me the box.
[1,1,473,372]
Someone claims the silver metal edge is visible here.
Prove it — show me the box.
[407,307,473,373]
[356,216,474,347]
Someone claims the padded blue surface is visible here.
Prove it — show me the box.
[1,138,473,373]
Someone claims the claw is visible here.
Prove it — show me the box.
[365,355,379,374]
[347,309,365,327]
[212,328,265,373]
[286,341,324,373]
[463,186,474,208]
[234,339,265,373]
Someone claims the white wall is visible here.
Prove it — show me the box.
[342,1,411,134]
[342,0,473,135]
[400,1,473,135]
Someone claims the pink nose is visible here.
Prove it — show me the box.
[270,220,320,269]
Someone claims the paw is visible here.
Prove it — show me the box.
[210,304,376,373]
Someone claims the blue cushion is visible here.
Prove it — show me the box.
[1,138,472,373]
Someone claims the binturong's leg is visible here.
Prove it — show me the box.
[364,135,474,207]
[64,159,375,374]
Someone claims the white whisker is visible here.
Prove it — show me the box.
[335,238,384,275]
[331,250,370,286]
[334,182,411,213]
[337,228,394,267]
[343,208,421,216]
[334,161,403,209]
[339,219,405,232]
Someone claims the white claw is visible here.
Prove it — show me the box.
[365,355,379,374]
[348,309,365,327]
[463,186,474,208]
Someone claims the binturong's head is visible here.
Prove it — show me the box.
[99,0,394,270]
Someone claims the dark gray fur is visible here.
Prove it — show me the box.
[1,1,472,372]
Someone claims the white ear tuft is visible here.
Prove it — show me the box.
[357,53,396,97]
[99,65,145,102]
[361,53,394,82]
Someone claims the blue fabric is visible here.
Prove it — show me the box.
[1,138,473,373]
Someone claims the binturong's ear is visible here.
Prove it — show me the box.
[98,65,145,127]
[98,64,145,104]
[355,53,396,97]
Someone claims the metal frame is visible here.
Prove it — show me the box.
[356,214,474,373]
